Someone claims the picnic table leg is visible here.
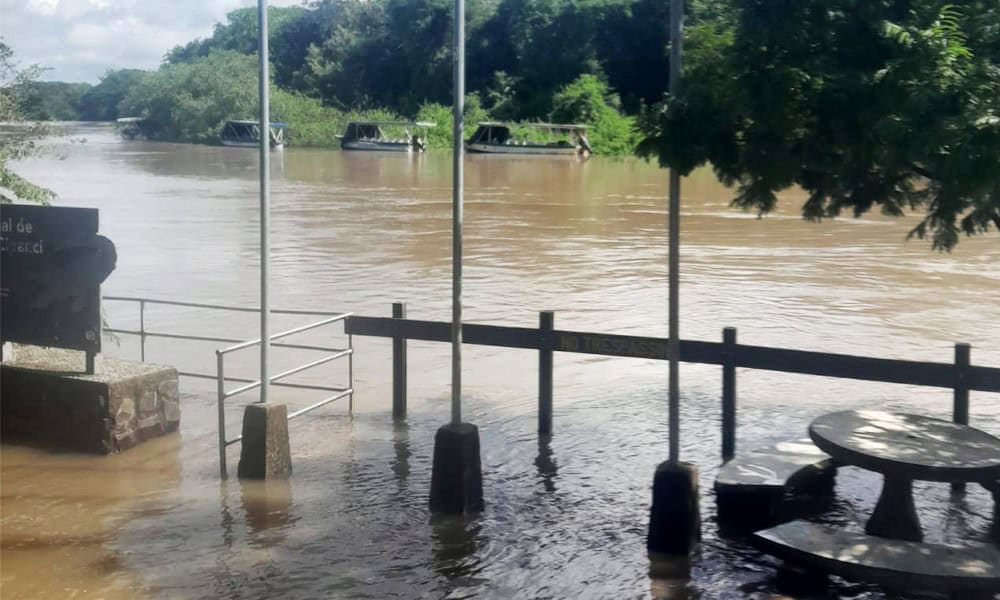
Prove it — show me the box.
[866,476,922,542]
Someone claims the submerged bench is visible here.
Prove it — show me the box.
[715,438,837,529]
[752,520,1000,594]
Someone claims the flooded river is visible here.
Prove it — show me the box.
[2,122,999,599]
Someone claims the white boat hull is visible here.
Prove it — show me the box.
[465,142,578,155]
[341,140,412,152]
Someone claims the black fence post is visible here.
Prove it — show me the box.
[952,343,970,492]
[392,302,407,420]
[539,311,554,436]
[721,327,737,462]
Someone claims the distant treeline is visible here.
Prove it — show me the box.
[22,0,699,153]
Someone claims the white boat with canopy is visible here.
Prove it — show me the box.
[465,122,592,155]
[115,117,147,140]
[337,121,435,152]
[220,120,286,149]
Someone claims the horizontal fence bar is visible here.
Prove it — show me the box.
[107,329,344,355]
[345,316,1000,393]
[287,389,353,420]
[346,316,542,348]
[222,349,353,399]
[221,388,353,448]
[107,329,246,345]
[219,314,351,355]
[733,343,957,389]
[181,370,347,394]
[104,295,348,317]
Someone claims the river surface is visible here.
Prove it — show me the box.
[2,122,999,599]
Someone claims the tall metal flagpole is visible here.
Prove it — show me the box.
[667,0,682,463]
[451,0,465,425]
[258,0,271,404]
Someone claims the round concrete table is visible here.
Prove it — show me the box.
[809,410,1000,542]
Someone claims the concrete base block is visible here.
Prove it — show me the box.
[237,403,292,480]
[647,460,700,558]
[1,346,180,454]
[429,422,483,514]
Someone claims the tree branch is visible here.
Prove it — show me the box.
[910,163,936,180]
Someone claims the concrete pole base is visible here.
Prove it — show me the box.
[647,460,700,559]
[429,422,484,514]
[237,403,292,480]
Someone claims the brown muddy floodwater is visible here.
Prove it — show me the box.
[2,122,999,599]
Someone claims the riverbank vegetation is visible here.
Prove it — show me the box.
[19,1,652,154]
[8,0,998,246]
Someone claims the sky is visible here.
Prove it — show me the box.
[1,0,302,83]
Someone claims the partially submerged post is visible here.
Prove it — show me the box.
[647,0,700,563]
[429,0,483,514]
[238,0,291,480]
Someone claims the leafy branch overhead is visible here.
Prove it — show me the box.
[0,40,54,205]
[638,0,1000,251]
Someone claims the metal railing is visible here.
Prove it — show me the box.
[347,302,1000,462]
[103,296,354,477]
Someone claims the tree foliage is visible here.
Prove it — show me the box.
[0,40,54,204]
[638,0,1000,250]
[551,74,639,155]
[77,69,148,121]
[21,81,91,121]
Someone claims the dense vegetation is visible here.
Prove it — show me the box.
[639,0,1000,250]
[22,1,652,153]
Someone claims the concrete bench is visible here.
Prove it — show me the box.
[715,438,837,530]
[752,520,1000,594]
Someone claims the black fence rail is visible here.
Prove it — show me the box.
[346,303,1000,461]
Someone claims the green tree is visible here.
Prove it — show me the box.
[119,50,352,147]
[21,81,91,120]
[165,6,307,64]
[551,74,638,154]
[0,41,54,204]
[77,69,148,121]
[638,0,1000,250]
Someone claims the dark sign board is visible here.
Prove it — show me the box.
[0,204,116,353]
[556,332,668,360]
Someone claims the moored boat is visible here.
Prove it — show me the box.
[465,122,592,155]
[337,121,434,152]
[220,120,286,149]
[115,117,147,140]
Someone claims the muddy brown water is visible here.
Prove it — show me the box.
[2,122,999,599]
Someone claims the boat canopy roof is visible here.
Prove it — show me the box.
[476,121,588,130]
[116,117,145,123]
[225,120,287,128]
[346,120,435,127]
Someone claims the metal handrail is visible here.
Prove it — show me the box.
[102,295,355,479]
[104,295,347,316]
[221,349,353,399]
[217,314,351,355]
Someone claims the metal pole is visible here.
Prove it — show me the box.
[721,327,737,462]
[538,311,554,435]
[451,0,465,425]
[139,299,146,362]
[392,302,408,420]
[667,0,683,464]
[217,352,227,478]
[258,0,271,404]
